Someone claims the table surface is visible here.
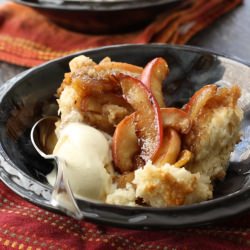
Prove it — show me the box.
[0,0,249,84]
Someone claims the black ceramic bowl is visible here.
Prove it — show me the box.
[11,0,181,34]
[0,44,250,229]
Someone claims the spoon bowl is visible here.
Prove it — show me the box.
[31,116,58,157]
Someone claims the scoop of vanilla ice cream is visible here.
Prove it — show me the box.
[47,122,112,201]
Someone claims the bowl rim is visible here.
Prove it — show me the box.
[0,43,250,228]
[11,0,182,11]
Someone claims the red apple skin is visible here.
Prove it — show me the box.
[112,113,139,173]
[118,74,163,164]
[161,107,192,134]
[141,57,169,108]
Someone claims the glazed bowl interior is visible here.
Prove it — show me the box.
[0,44,250,229]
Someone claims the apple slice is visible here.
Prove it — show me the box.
[174,150,192,168]
[141,57,169,108]
[81,93,132,113]
[154,128,181,166]
[112,113,140,173]
[183,84,217,119]
[98,59,143,77]
[119,75,163,164]
[161,108,192,134]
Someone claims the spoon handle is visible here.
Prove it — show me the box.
[51,156,83,219]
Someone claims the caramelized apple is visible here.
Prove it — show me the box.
[141,57,169,108]
[81,93,132,113]
[161,108,192,134]
[119,75,163,164]
[174,150,192,168]
[183,84,217,119]
[154,128,181,166]
[98,58,143,77]
[112,113,139,173]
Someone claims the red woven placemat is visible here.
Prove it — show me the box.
[1,181,250,250]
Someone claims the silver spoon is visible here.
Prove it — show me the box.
[30,116,83,219]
